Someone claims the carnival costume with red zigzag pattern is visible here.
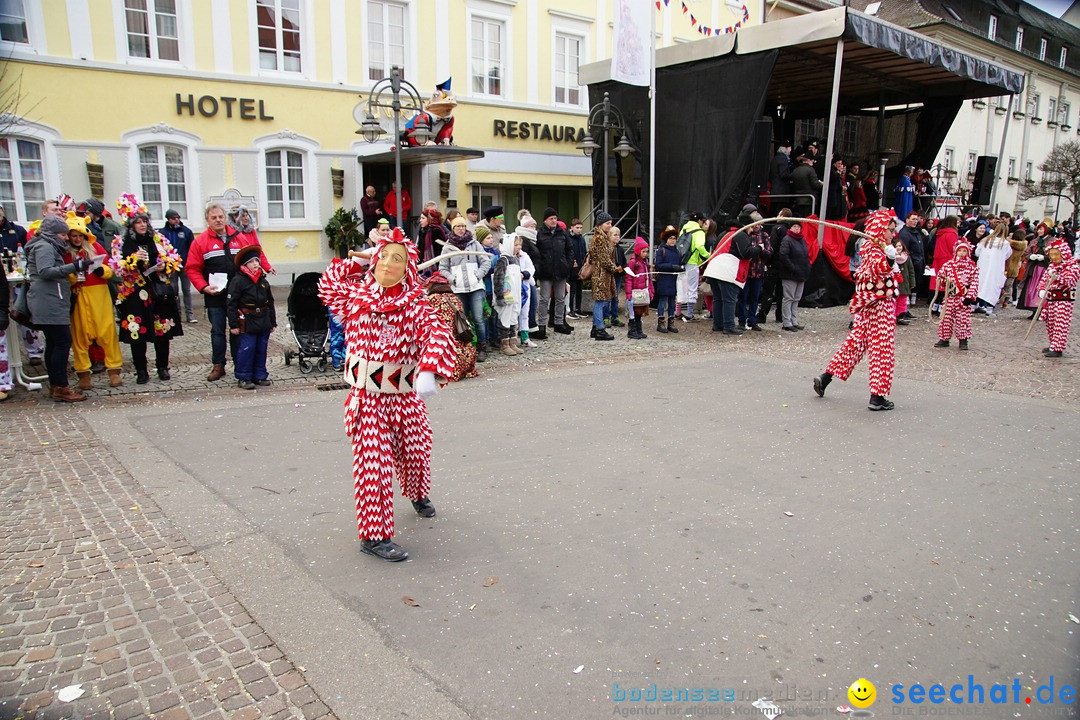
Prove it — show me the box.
[937,238,979,342]
[318,229,456,542]
[1039,239,1080,353]
[825,209,903,396]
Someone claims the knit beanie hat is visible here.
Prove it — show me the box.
[595,211,613,226]
[542,207,558,221]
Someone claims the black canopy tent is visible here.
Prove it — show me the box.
[579,6,1025,235]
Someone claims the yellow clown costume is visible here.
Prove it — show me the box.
[63,212,124,388]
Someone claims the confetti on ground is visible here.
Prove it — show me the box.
[783,511,795,517]
[57,685,84,702]
[573,665,584,674]
[402,596,420,607]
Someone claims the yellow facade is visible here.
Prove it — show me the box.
[0,0,762,274]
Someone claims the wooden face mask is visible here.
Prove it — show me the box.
[373,242,408,288]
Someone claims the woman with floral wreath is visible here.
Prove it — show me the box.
[109,193,184,384]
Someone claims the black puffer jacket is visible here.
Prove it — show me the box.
[535,224,574,281]
[778,231,811,282]
[226,271,277,335]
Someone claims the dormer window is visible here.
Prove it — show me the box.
[988,15,997,40]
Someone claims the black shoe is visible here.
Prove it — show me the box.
[594,328,615,341]
[813,373,832,398]
[136,371,150,385]
[666,318,679,334]
[532,329,548,340]
[756,313,768,325]
[793,325,805,331]
[238,380,256,390]
[749,324,763,332]
[360,539,409,562]
[657,320,668,334]
[783,325,798,332]
[1045,350,1063,358]
[899,312,915,320]
[157,368,170,381]
[554,323,573,335]
[934,340,950,348]
[958,339,969,350]
[721,328,743,336]
[476,348,488,363]
[254,379,272,386]
[868,395,895,411]
[412,497,436,518]
[896,319,910,326]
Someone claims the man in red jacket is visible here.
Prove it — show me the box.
[186,203,271,381]
[382,182,412,229]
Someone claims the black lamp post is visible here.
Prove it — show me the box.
[356,66,432,229]
[577,92,634,215]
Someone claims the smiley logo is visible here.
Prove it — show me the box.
[848,678,876,708]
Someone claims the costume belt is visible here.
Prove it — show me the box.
[343,354,416,394]
[1047,288,1076,302]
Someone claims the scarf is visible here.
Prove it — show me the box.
[241,264,263,284]
[449,228,474,251]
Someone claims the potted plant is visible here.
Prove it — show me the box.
[324,207,363,258]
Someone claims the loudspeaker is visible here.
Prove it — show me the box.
[971,155,997,206]
[750,120,773,189]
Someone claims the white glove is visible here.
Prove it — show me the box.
[1030,254,1044,261]
[415,370,438,400]
[1039,290,1046,299]
[884,244,897,260]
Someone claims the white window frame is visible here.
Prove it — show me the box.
[252,132,320,230]
[122,126,202,226]
[467,4,512,100]
[1061,101,1070,126]
[988,15,997,41]
[251,0,312,77]
[1007,157,1016,178]
[123,0,181,63]
[552,30,586,108]
[1048,97,1057,122]
[1015,26,1024,51]
[1024,161,1033,181]
[0,118,60,223]
[943,147,954,171]
[967,152,977,174]
[1029,93,1040,118]
[366,0,409,83]
[1061,47,1068,69]
[1039,37,1047,62]
[0,137,47,224]
[0,0,46,54]
[137,143,190,221]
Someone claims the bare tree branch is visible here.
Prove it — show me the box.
[1019,139,1080,224]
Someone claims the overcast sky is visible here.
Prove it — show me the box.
[1026,0,1071,17]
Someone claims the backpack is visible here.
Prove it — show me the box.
[676,230,694,264]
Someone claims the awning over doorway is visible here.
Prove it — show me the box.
[356,145,485,167]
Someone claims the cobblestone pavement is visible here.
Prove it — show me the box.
[0,290,1075,718]
[0,412,339,720]
[6,294,1078,407]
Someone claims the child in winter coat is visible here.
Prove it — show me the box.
[624,237,653,339]
[493,234,523,356]
[514,235,537,348]
[893,237,916,326]
[653,226,683,334]
[934,238,979,350]
[227,245,277,388]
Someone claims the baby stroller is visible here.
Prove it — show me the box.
[283,272,332,373]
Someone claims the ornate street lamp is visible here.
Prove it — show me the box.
[577,91,635,214]
[356,66,432,229]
